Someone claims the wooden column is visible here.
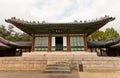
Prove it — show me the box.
[48,36,52,52]
[116,49,119,56]
[84,34,88,51]
[31,36,35,52]
[67,36,71,51]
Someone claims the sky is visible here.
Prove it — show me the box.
[0,0,120,33]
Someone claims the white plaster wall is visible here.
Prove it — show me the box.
[63,37,67,46]
[52,37,55,46]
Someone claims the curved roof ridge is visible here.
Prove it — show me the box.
[0,36,32,48]
[5,15,115,25]
[5,15,115,36]
[0,37,17,46]
[0,37,9,44]
[0,43,10,48]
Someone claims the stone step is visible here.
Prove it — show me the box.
[44,61,71,73]
[47,64,69,67]
[83,65,120,67]
[56,62,70,64]
[83,63,120,65]
[46,66,70,70]
[44,69,71,73]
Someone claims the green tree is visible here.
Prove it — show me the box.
[18,33,32,41]
[87,27,119,41]
[0,25,31,42]
[0,25,10,38]
[88,30,108,41]
[8,24,14,34]
[105,28,119,40]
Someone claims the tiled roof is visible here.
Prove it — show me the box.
[5,15,115,36]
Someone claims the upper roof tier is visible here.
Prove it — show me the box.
[5,15,115,36]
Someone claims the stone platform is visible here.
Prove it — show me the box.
[0,51,120,71]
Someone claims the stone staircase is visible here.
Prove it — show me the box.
[44,62,71,73]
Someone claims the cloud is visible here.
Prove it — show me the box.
[0,0,34,32]
[30,0,72,21]
[0,0,34,23]
[0,0,120,33]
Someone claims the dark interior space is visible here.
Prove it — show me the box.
[55,37,63,50]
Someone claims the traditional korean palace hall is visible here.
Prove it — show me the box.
[5,15,115,52]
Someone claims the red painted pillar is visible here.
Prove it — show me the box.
[31,36,35,52]
[84,34,88,51]
[67,36,71,51]
[48,36,52,52]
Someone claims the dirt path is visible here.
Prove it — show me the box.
[0,70,79,78]
[79,71,120,78]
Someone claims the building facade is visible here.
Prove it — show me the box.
[32,33,87,52]
[6,15,115,52]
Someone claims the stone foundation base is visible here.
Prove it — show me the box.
[0,57,47,71]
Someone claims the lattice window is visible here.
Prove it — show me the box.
[70,36,84,51]
[35,37,48,51]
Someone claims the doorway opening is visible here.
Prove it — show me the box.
[55,37,63,51]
